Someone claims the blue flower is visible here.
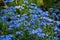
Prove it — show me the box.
[45,11,49,16]
[52,13,58,19]
[29,20,35,25]
[24,21,30,26]
[43,17,54,22]
[14,23,20,28]
[1,16,7,19]
[1,9,7,13]
[31,29,36,34]
[56,21,60,25]
[31,28,42,34]
[54,31,58,34]
[8,27,13,30]
[34,8,43,13]
[58,29,60,32]
[29,3,37,9]
[16,31,22,34]
[8,11,14,15]
[30,14,38,21]
[53,37,59,40]
[4,0,14,3]
[24,1,28,4]
[54,26,58,31]
[7,7,16,12]
[28,9,35,14]
[38,20,46,26]
[22,14,28,19]
[0,35,13,40]
[35,28,42,33]
[37,33,45,38]
[40,11,49,17]
[49,8,54,12]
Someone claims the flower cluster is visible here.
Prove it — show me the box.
[0,0,60,40]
